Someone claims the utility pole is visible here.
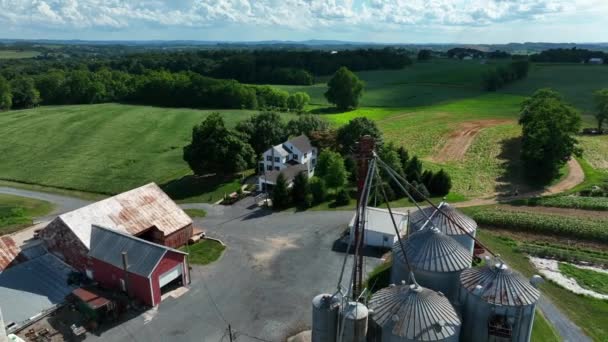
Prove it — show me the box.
[228,325,233,342]
[352,135,375,298]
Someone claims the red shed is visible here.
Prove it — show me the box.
[39,183,193,271]
[88,225,189,307]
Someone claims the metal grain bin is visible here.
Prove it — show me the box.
[409,202,477,254]
[312,293,340,342]
[459,261,540,342]
[391,228,472,302]
[369,283,461,342]
[340,301,368,342]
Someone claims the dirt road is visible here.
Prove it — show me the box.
[431,119,513,162]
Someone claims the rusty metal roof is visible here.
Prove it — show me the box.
[460,262,540,306]
[369,283,461,341]
[72,287,111,310]
[410,202,476,236]
[89,225,186,278]
[58,183,192,249]
[394,228,472,273]
[0,236,21,272]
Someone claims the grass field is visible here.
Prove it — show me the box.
[183,208,207,218]
[180,239,225,265]
[477,230,608,341]
[0,104,294,201]
[531,310,561,342]
[559,262,608,295]
[0,50,40,59]
[0,194,54,234]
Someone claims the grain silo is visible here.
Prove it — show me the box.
[391,227,472,302]
[369,282,461,342]
[312,293,340,342]
[340,301,368,342]
[409,202,477,253]
[459,261,540,342]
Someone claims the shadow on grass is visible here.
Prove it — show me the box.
[160,174,241,202]
[309,107,352,115]
[495,136,552,199]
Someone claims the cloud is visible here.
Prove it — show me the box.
[0,0,604,35]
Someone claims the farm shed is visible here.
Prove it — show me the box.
[39,183,193,271]
[349,207,408,248]
[87,225,189,307]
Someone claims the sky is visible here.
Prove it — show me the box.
[1,0,607,44]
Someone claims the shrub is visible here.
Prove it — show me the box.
[428,169,452,196]
[272,173,291,210]
[309,177,327,204]
[334,188,351,206]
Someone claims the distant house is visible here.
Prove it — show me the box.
[348,207,408,248]
[39,183,193,271]
[88,225,189,307]
[258,135,317,191]
[589,58,604,65]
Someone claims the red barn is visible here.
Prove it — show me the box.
[39,183,193,271]
[88,225,189,307]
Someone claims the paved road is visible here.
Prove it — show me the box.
[538,296,591,342]
[85,204,379,342]
[0,186,92,220]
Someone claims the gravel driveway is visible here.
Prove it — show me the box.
[86,204,380,342]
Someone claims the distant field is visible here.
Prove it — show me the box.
[0,104,293,198]
[0,50,40,59]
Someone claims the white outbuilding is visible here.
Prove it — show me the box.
[349,207,408,248]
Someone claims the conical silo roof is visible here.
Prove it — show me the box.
[369,283,461,341]
[410,202,476,236]
[460,262,540,306]
[394,227,472,272]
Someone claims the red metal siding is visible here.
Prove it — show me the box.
[39,219,89,271]
[161,224,193,249]
[150,251,187,305]
[90,258,154,306]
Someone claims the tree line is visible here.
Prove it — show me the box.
[482,60,530,91]
[530,48,607,64]
[0,69,310,111]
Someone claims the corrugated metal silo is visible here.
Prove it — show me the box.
[369,283,461,342]
[459,261,540,342]
[341,301,368,342]
[409,202,477,253]
[312,293,340,342]
[391,228,472,301]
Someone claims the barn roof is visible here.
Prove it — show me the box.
[0,236,21,272]
[349,207,408,235]
[89,225,186,278]
[57,183,192,249]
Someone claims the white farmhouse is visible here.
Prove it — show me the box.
[349,207,408,248]
[258,135,317,191]
[589,58,604,65]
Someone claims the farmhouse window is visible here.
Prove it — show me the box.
[267,165,272,171]
[274,167,280,171]
[275,157,280,162]
[266,156,272,161]
[293,154,298,159]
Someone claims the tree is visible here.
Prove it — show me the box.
[183,113,255,175]
[286,92,311,111]
[35,70,66,104]
[421,170,434,190]
[309,177,327,204]
[10,77,40,109]
[511,60,530,80]
[334,188,351,206]
[236,111,287,155]
[519,89,582,181]
[272,173,290,210]
[336,117,383,154]
[593,89,608,131]
[378,143,404,197]
[0,76,11,110]
[324,66,364,110]
[482,69,503,91]
[417,49,432,61]
[397,146,409,170]
[291,171,311,208]
[404,156,422,183]
[315,150,348,189]
[428,169,452,196]
[287,114,329,137]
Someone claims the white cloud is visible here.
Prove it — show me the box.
[0,0,605,37]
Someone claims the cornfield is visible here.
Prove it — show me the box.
[529,196,608,211]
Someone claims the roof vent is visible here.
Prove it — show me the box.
[530,275,544,288]
[473,285,483,295]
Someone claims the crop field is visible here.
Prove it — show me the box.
[467,206,608,242]
[0,104,294,198]
[0,50,40,59]
[579,135,608,171]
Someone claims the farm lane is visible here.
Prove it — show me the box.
[0,186,91,220]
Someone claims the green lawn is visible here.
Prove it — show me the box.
[0,104,292,201]
[559,262,608,295]
[477,229,608,341]
[532,310,560,342]
[0,194,54,234]
[183,208,207,218]
[180,239,226,265]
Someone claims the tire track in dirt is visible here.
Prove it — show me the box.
[430,119,513,162]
